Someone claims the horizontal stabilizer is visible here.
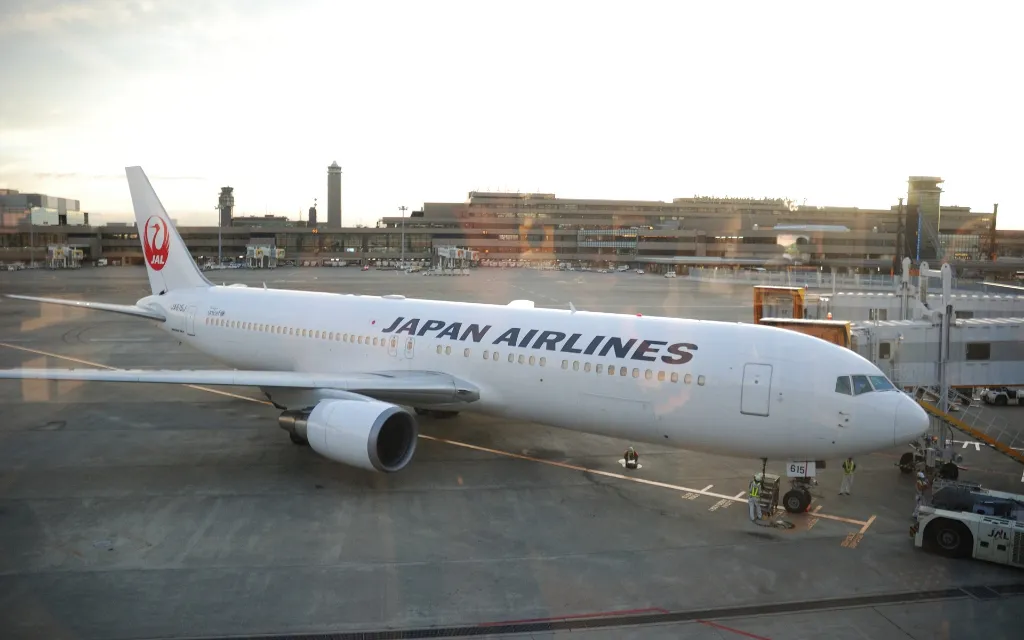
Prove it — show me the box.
[4,294,166,321]
[0,368,480,406]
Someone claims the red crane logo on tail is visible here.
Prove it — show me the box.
[143,216,170,271]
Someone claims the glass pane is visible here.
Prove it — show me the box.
[851,375,872,395]
[835,376,852,395]
[869,375,894,391]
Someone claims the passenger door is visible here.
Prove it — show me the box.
[740,363,773,417]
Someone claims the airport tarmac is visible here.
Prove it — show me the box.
[1,266,1022,640]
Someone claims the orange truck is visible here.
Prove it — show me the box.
[753,285,851,348]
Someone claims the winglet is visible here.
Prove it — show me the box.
[569,301,577,314]
[125,166,212,295]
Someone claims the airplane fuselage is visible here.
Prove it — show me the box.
[142,284,913,460]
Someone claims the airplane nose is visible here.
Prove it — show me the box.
[894,393,930,446]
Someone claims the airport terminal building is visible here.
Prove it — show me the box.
[2,178,1023,274]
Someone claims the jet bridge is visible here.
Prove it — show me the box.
[760,262,1024,477]
[885,263,1024,477]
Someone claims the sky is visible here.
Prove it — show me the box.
[1,0,1021,229]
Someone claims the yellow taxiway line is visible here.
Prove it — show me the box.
[1,341,875,530]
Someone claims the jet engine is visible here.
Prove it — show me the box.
[278,399,417,473]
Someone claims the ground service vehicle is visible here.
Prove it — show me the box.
[982,387,1023,406]
[912,480,1024,568]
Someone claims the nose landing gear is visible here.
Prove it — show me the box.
[782,479,814,514]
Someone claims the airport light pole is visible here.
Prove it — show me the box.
[215,206,222,266]
[399,205,408,268]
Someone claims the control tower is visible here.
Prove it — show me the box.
[906,176,943,262]
[327,161,342,228]
[218,187,234,227]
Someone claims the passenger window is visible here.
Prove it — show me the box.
[509,353,515,363]
[445,346,451,355]
[584,363,591,372]
[645,370,652,380]
[436,345,442,354]
[561,360,568,369]
[632,368,639,378]
[852,375,872,395]
[835,376,852,395]
[529,355,535,365]
[620,367,627,376]
[539,357,546,366]
[596,364,603,374]
[465,348,471,357]
[373,337,379,346]
[697,375,705,386]
[657,371,665,381]
[572,361,579,371]
[671,372,679,383]
[492,351,499,361]
[684,373,692,384]
[517,354,523,364]
[483,350,490,359]
[607,365,615,376]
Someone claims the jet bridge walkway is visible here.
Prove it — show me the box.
[913,385,1024,466]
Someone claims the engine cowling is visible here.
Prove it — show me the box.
[279,399,418,472]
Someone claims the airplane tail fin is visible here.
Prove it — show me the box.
[125,166,212,295]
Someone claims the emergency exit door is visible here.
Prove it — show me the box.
[741,363,773,417]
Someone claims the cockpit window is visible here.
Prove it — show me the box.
[869,375,895,391]
[835,376,852,395]
[851,375,872,395]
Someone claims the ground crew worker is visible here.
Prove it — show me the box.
[913,471,930,519]
[624,447,639,470]
[748,476,763,522]
[839,457,856,495]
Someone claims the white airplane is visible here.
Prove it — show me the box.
[0,167,929,513]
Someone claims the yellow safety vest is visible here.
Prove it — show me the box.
[843,460,856,474]
[749,482,760,498]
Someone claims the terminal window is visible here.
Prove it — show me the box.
[966,343,990,361]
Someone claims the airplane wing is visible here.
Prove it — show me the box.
[4,294,166,322]
[0,368,480,407]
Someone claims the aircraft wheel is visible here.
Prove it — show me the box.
[782,489,810,513]
[289,432,308,446]
[939,462,959,480]
[898,452,915,474]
